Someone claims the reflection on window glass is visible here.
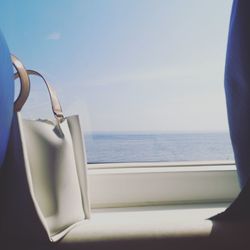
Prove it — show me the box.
[1,0,233,163]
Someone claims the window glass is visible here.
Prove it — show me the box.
[0,0,233,163]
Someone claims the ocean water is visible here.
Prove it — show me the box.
[84,132,234,164]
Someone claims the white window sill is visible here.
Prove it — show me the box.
[59,203,248,250]
[63,203,226,243]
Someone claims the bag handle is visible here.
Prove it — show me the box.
[25,70,64,122]
[11,55,30,112]
[12,56,64,122]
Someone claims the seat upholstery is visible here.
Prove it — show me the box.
[0,30,14,167]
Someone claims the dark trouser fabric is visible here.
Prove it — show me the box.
[225,0,250,188]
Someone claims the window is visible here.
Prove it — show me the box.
[1,1,239,207]
[1,0,233,165]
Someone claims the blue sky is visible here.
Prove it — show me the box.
[0,0,233,132]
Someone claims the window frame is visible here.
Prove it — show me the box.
[87,161,240,208]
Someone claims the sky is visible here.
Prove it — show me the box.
[0,0,233,133]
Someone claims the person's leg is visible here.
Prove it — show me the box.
[211,0,250,220]
[225,0,250,188]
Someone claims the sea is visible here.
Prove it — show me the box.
[84,132,234,164]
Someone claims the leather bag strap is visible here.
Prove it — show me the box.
[12,55,64,122]
[25,70,64,122]
[11,54,30,112]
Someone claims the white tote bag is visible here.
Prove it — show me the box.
[0,56,90,242]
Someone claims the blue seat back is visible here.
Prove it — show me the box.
[0,30,14,167]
